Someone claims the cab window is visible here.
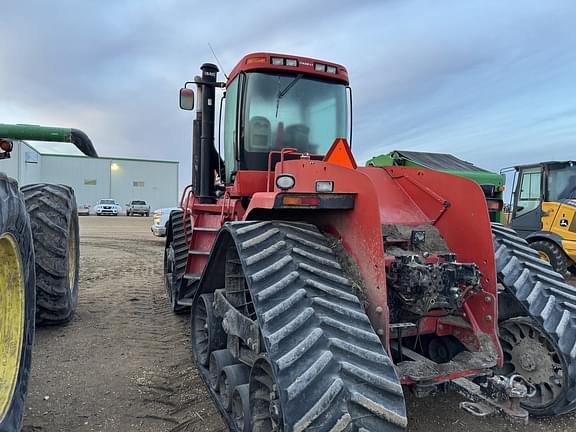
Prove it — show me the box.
[516,167,542,216]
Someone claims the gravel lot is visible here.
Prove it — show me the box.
[21,216,576,431]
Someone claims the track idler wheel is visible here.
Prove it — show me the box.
[191,293,226,367]
[498,317,567,413]
[250,358,283,432]
[220,364,251,411]
[208,349,236,391]
[232,384,251,432]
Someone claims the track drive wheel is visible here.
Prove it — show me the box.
[0,174,35,432]
[164,209,188,312]
[493,223,576,416]
[21,183,79,325]
[530,240,569,276]
[498,317,565,412]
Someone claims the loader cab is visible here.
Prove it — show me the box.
[511,161,576,235]
[510,161,576,273]
[511,164,545,237]
[221,54,350,184]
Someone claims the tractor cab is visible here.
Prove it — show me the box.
[222,67,349,181]
[180,53,351,200]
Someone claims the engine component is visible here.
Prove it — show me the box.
[387,253,482,316]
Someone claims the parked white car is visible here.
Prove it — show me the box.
[78,204,92,216]
[95,199,121,216]
[151,207,180,237]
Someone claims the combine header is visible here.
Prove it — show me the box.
[165,53,576,431]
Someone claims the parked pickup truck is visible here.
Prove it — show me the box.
[126,200,150,216]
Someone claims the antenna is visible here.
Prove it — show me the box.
[208,43,229,80]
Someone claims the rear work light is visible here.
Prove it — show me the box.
[283,196,321,206]
[315,181,334,192]
[270,57,299,67]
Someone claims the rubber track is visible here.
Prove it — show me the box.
[228,221,407,432]
[492,223,576,415]
[21,183,79,325]
[168,209,190,284]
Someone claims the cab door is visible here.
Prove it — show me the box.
[511,166,543,237]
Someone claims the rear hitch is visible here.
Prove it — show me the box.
[455,374,536,424]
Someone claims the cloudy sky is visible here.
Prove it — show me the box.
[2,0,575,192]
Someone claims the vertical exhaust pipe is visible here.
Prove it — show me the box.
[198,63,218,203]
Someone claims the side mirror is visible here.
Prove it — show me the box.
[179,88,195,110]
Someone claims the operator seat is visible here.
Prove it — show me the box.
[284,124,312,153]
[247,116,271,151]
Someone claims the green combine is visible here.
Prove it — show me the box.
[367,150,505,222]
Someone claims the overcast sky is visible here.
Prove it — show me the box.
[2,0,575,193]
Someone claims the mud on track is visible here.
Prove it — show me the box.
[22,216,576,431]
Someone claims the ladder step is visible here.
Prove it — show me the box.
[188,249,210,255]
[177,298,193,307]
[389,323,417,329]
[194,227,220,232]
[183,273,202,281]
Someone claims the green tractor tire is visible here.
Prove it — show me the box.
[0,174,36,432]
[21,183,80,326]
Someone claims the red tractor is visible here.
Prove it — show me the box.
[165,53,576,431]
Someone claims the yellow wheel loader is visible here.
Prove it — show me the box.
[508,161,576,275]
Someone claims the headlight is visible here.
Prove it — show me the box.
[276,174,295,190]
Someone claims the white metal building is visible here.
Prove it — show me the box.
[2,140,179,212]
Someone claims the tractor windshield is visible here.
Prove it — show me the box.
[244,73,348,154]
[548,164,576,201]
[222,71,348,182]
[243,72,347,155]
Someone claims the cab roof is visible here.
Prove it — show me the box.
[227,52,349,86]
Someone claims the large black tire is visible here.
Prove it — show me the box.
[530,240,569,276]
[493,223,576,416]
[192,221,407,431]
[21,183,80,325]
[0,174,35,432]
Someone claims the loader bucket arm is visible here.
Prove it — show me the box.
[0,124,98,157]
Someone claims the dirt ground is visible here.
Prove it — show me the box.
[21,216,576,431]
